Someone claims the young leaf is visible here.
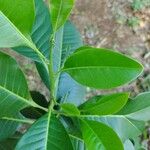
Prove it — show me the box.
[82,115,143,142]
[80,119,124,150]
[50,0,75,31]
[61,103,80,116]
[79,93,129,115]
[118,92,150,121]
[0,0,35,48]
[63,47,143,89]
[16,113,73,150]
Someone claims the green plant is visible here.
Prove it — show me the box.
[132,0,150,11]
[0,0,149,149]
[127,17,140,27]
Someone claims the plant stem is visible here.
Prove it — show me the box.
[34,102,48,112]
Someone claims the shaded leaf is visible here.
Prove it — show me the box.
[0,120,18,141]
[118,92,150,121]
[0,136,19,150]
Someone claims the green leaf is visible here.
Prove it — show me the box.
[0,137,19,150]
[13,0,51,62]
[63,47,143,89]
[0,0,35,48]
[0,120,18,141]
[80,119,123,150]
[16,0,85,106]
[70,136,86,150]
[118,92,150,121]
[16,113,73,150]
[0,0,34,35]
[79,93,129,115]
[82,115,143,142]
[0,52,43,140]
[61,103,80,116]
[0,52,33,118]
[124,140,135,150]
[50,0,75,31]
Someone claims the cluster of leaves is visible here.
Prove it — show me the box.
[0,0,149,150]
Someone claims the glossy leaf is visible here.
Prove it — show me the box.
[0,0,35,48]
[63,47,143,89]
[16,113,73,150]
[79,93,129,115]
[50,0,75,31]
[82,115,143,142]
[80,119,123,150]
[0,0,34,35]
[61,103,80,116]
[118,92,150,121]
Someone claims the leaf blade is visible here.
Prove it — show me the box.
[50,0,75,31]
[16,113,74,150]
[79,93,129,115]
[118,92,150,121]
[80,119,124,150]
[63,47,143,89]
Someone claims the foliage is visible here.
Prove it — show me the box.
[132,0,150,11]
[0,0,149,149]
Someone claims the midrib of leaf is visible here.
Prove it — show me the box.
[0,86,48,112]
[63,66,142,71]
[53,27,64,98]
[45,111,52,149]
[54,0,63,32]
[0,11,47,62]
[125,107,150,118]
[80,119,105,149]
